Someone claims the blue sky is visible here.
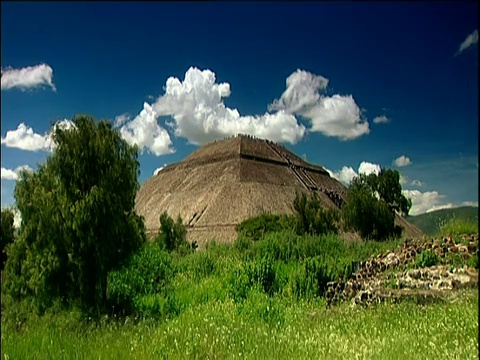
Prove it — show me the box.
[1,2,478,215]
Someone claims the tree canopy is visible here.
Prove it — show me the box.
[4,115,146,314]
[342,168,410,240]
[1,208,15,269]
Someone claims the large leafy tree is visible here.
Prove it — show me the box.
[364,168,412,217]
[1,208,15,269]
[4,115,146,314]
[342,168,410,240]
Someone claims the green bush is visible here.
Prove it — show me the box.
[107,243,174,315]
[293,192,339,236]
[416,250,439,268]
[342,187,398,241]
[156,212,191,254]
[236,213,296,241]
[288,256,354,299]
[228,256,278,301]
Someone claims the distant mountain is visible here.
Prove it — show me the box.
[407,206,478,235]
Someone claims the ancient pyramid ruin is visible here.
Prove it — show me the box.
[135,134,423,245]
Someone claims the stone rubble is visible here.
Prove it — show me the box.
[326,234,479,307]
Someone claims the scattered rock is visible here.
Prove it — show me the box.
[326,235,479,307]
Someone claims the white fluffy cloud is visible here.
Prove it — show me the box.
[270,69,369,140]
[329,161,381,185]
[373,115,389,124]
[334,166,358,185]
[393,155,412,167]
[456,29,478,56]
[150,67,306,146]
[402,189,447,215]
[1,123,51,151]
[1,63,56,91]
[1,168,18,180]
[1,120,75,152]
[120,102,174,156]
[1,165,33,180]
[358,161,381,176]
[114,113,131,127]
[269,69,329,114]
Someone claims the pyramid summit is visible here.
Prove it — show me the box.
[135,134,422,245]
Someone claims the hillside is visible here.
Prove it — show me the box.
[407,206,478,235]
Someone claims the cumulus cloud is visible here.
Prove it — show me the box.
[120,102,175,156]
[400,174,408,185]
[270,69,369,140]
[1,63,56,91]
[1,168,18,180]
[334,166,358,185]
[114,113,131,127]
[358,161,381,175]
[150,67,306,146]
[1,123,51,151]
[393,155,412,167]
[1,165,33,180]
[456,29,478,56]
[1,120,75,152]
[330,161,381,185]
[402,189,447,215]
[269,69,329,114]
[373,115,389,124]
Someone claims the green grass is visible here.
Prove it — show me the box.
[2,289,477,359]
[438,217,478,237]
[407,206,478,235]
[2,231,478,359]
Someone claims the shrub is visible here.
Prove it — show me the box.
[288,255,354,299]
[342,188,398,241]
[293,192,339,236]
[107,243,174,315]
[236,213,296,241]
[156,212,191,254]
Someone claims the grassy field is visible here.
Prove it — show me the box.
[2,289,477,359]
[2,220,478,359]
[407,206,478,235]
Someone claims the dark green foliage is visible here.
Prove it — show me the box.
[236,213,296,241]
[1,208,15,269]
[342,169,408,241]
[373,169,412,217]
[107,242,175,315]
[4,115,145,315]
[293,192,339,236]
[156,212,190,254]
[416,250,439,268]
